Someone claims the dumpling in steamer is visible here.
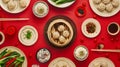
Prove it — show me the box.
[58,25,65,32]
[93,0,101,4]
[102,0,111,4]
[63,30,70,38]
[112,0,119,8]
[97,3,106,12]
[106,3,113,12]
[52,31,60,39]
[59,36,66,43]
[7,1,16,11]
[2,0,10,3]
[19,0,27,8]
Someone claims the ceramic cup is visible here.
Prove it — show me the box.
[107,22,120,36]
[0,31,5,45]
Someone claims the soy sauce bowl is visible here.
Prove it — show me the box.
[107,22,120,36]
[0,31,5,45]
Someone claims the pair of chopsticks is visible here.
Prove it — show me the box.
[91,49,120,53]
[0,18,29,21]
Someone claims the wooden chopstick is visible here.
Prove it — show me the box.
[0,18,29,21]
[91,49,120,53]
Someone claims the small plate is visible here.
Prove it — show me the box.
[81,18,101,38]
[33,1,49,18]
[48,0,75,8]
[0,0,30,14]
[74,45,89,61]
[18,25,38,46]
[0,46,27,67]
[48,57,76,67]
[89,0,120,17]
[36,48,51,63]
[88,57,115,67]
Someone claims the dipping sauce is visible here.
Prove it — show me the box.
[108,24,118,33]
[0,34,3,42]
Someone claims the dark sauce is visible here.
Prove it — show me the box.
[0,34,3,42]
[78,8,84,15]
[108,24,118,33]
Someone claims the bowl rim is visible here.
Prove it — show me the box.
[0,31,5,45]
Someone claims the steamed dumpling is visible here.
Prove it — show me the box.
[97,3,106,12]
[93,62,108,67]
[37,5,45,15]
[19,0,27,8]
[93,0,101,4]
[102,0,111,4]
[52,31,60,39]
[2,0,10,3]
[7,1,16,11]
[106,3,113,12]
[63,30,70,38]
[112,0,119,8]
[59,36,66,43]
[58,25,65,32]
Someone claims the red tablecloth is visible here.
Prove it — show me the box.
[0,0,120,67]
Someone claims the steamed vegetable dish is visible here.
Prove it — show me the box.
[0,49,25,67]
[51,0,75,5]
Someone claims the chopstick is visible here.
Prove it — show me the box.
[0,18,29,21]
[91,49,120,53]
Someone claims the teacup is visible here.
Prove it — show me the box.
[107,22,120,36]
[0,31,5,45]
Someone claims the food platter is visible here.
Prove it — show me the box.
[89,0,120,17]
[0,46,27,67]
[48,0,76,8]
[88,57,115,67]
[44,15,76,48]
[0,0,30,14]
[81,18,101,38]
[18,25,38,46]
[48,57,76,67]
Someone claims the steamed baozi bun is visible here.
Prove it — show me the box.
[58,25,65,32]
[63,30,70,38]
[2,0,10,3]
[97,3,106,12]
[106,3,113,12]
[19,0,27,8]
[112,0,119,8]
[102,0,111,4]
[93,0,101,4]
[59,36,66,43]
[52,31,60,39]
[7,1,16,11]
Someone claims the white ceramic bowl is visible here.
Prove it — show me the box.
[107,22,120,36]
[33,1,49,18]
[0,31,5,45]
[74,45,89,61]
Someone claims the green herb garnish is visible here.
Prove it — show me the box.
[51,0,75,5]
[25,30,32,39]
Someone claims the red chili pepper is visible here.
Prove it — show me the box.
[0,53,11,60]
[6,58,16,67]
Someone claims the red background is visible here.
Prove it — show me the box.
[0,0,120,67]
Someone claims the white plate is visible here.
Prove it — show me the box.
[18,25,38,46]
[88,57,115,67]
[81,18,101,38]
[0,0,30,14]
[0,46,27,67]
[48,57,76,67]
[48,0,75,8]
[33,1,49,18]
[0,31,5,45]
[89,0,120,17]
